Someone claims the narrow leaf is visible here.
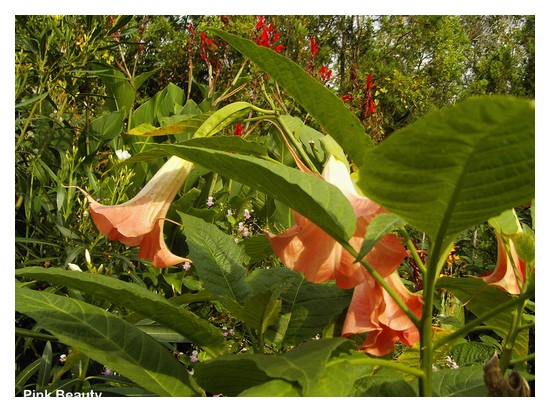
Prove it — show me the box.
[15,286,198,396]
[155,143,356,244]
[16,267,226,356]
[193,101,253,137]
[210,29,372,166]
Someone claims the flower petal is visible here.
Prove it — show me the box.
[481,234,526,294]
[136,219,192,269]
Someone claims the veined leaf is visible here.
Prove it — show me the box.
[210,29,372,167]
[154,143,356,244]
[239,379,301,397]
[357,213,406,262]
[193,101,253,137]
[15,286,198,397]
[357,96,534,244]
[180,213,251,304]
[431,365,487,397]
[15,267,226,356]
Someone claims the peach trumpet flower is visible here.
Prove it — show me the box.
[76,156,193,269]
[266,155,407,289]
[480,234,526,294]
[342,270,423,356]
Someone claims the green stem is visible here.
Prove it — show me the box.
[433,291,534,350]
[399,227,426,276]
[418,236,449,397]
[341,242,421,330]
[508,352,535,366]
[330,356,425,379]
[275,116,319,174]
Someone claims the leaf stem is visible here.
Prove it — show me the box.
[399,227,426,276]
[330,356,425,379]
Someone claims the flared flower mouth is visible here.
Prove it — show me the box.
[266,155,407,288]
[342,270,423,357]
[481,234,526,294]
[265,155,420,355]
[74,156,193,269]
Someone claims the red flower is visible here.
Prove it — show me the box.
[310,37,320,59]
[365,73,376,115]
[254,16,284,53]
[234,123,243,136]
[319,65,332,83]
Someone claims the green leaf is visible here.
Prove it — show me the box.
[436,276,529,356]
[357,96,535,243]
[127,115,207,137]
[210,29,372,166]
[449,342,496,367]
[239,379,301,397]
[184,135,268,157]
[89,110,125,150]
[154,143,356,244]
[222,291,282,335]
[15,286,198,397]
[356,213,406,262]
[15,267,226,356]
[91,62,135,117]
[193,357,271,396]
[431,365,487,396]
[193,101,253,138]
[180,214,251,304]
[244,268,351,345]
[194,338,348,396]
[488,208,522,237]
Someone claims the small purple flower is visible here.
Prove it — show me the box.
[103,367,113,376]
[244,209,251,219]
[226,209,234,218]
[190,350,199,363]
[243,229,250,238]
[206,196,215,207]
[182,262,192,271]
[237,222,245,232]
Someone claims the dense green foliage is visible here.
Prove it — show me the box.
[15,15,534,397]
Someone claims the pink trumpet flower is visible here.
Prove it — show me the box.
[266,155,422,355]
[342,270,423,356]
[76,156,193,269]
[266,156,407,289]
[480,234,526,295]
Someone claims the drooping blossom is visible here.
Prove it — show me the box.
[310,37,320,59]
[480,234,527,294]
[342,270,423,356]
[364,73,376,116]
[267,156,407,289]
[266,156,422,355]
[76,156,193,269]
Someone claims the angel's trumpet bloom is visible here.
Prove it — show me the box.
[342,270,423,356]
[79,156,193,268]
[481,234,526,294]
[266,155,407,289]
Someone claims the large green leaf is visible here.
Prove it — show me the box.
[357,96,535,243]
[210,29,372,167]
[153,143,356,244]
[194,338,348,396]
[15,286,198,397]
[91,62,135,118]
[16,267,226,356]
[431,365,487,397]
[180,213,251,304]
